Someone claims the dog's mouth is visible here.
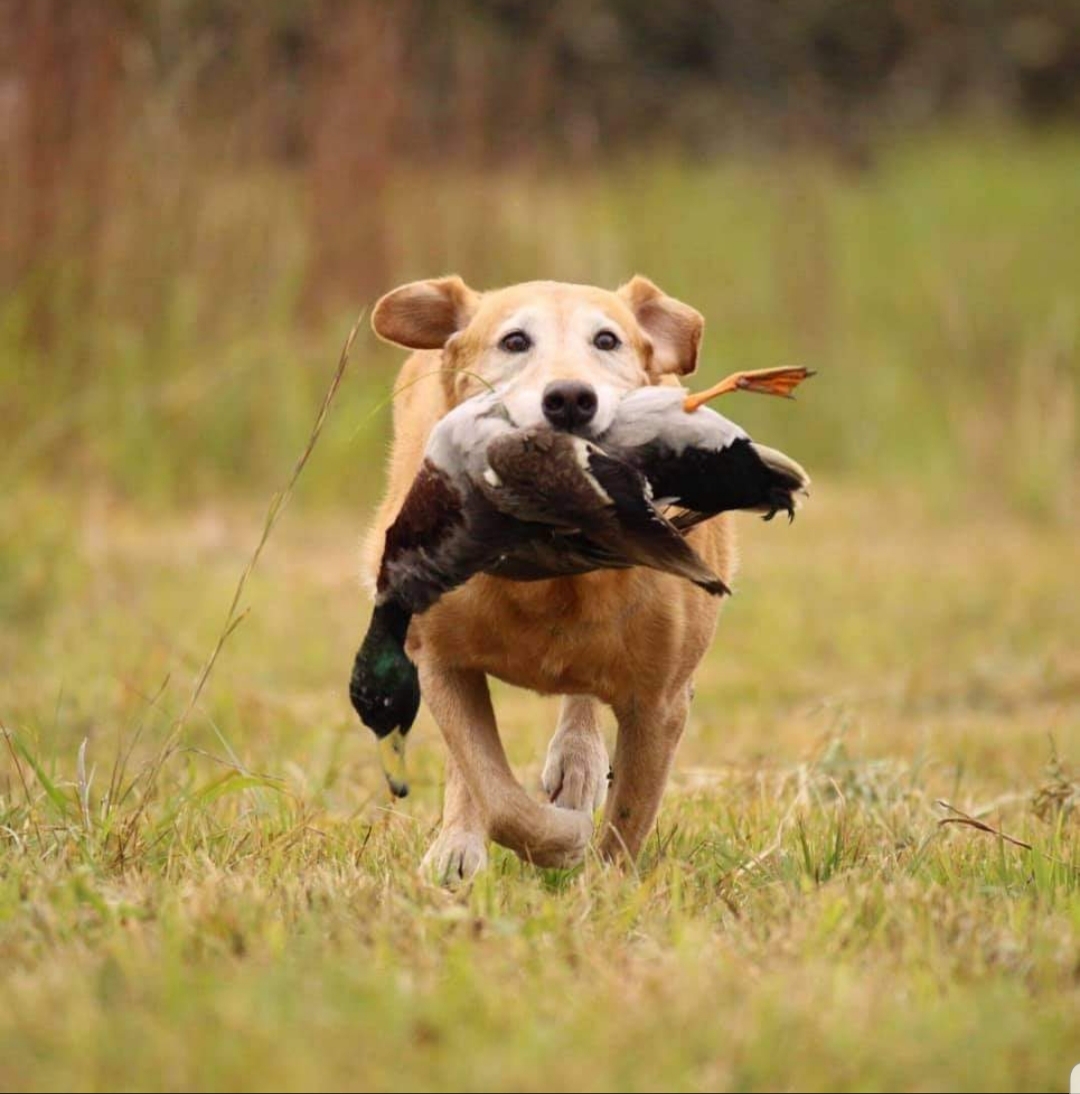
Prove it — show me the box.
[498,377,627,437]
[544,419,601,438]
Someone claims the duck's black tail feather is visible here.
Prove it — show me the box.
[583,450,731,596]
[636,437,810,531]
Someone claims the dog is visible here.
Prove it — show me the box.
[362,276,735,883]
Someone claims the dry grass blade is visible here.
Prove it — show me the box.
[123,310,366,843]
[935,799,1033,850]
[76,737,94,834]
[1,721,44,852]
[1032,747,1078,821]
[348,367,494,442]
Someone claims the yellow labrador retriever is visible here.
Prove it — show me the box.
[362,276,734,883]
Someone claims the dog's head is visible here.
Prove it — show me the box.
[371,276,703,435]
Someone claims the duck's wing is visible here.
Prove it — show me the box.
[484,429,729,596]
[375,393,648,611]
[601,387,810,526]
[482,530,634,581]
[375,459,516,614]
[374,394,524,614]
[585,447,731,595]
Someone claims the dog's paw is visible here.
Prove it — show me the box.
[542,729,609,814]
[420,829,488,888]
[524,804,593,869]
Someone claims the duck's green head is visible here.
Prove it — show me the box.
[349,601,420,798]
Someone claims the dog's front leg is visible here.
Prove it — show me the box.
[421,753,488,886]
[418,661,593,870]
[598,688,690,862]
[542,695,609,813]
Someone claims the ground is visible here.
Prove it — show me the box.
[2,479,1078,1092]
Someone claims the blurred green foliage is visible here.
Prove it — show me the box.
[2,2,1078,518]
[3,131,1078,518]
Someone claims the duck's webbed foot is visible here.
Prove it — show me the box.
[762,491,798,523]
[683,365,816,412]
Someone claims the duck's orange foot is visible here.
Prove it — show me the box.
[683,366,815,413]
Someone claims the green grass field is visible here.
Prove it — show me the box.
[3,131,1080,1091]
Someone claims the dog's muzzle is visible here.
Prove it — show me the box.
[541,381,598,431]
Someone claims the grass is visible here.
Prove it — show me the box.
[3,127,1080,1090]
[2,478,1079,1092]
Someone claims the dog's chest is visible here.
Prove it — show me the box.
[413,570,681,700]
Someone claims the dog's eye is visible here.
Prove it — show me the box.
[593,330,620,351]
[499,330,532,353]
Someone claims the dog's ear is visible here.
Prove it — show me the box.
[617,275,703,377]
[372,276,480,350]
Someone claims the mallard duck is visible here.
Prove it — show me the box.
[350,366,812,797]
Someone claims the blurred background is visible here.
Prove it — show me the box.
[4,0,1080,768]
[5,11,1080,1087]
[3,0,1079,516]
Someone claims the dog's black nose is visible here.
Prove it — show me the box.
[542,381,598,431]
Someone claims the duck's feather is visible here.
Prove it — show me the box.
[373,383,807,616]
[599,386,810,525]
[484,428,728,594]
[376,458,511,614]
[483,534,630,581]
